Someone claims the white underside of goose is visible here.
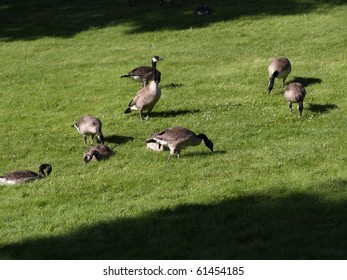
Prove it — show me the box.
[0,178,17,185]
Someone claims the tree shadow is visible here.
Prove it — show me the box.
[307,103,338,113]
[0,0,344,41]
[289,77,322,87]
[1,179,347,259]
[104,134,134,145]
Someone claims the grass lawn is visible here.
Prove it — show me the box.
[0,0,347,259]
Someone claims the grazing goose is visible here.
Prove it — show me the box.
[284,82,307,116]
[0,164,52,185]
[146,126,214,161]
[120,66,161,88]
[268,57,292,94]
[146,132,169,152]
[83,144,115,164]
[124,55,164,122]
[73,116,104,145]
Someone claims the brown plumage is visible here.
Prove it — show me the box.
[284,82,307,116]
[124,56,164,122]
[73,116,104,145]
[146,126,214,161]
[83,144,115,164]
[120,66,161,88]
[0,164,52,185]
[268,57,292,94]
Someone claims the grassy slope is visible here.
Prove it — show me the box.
[0,0,347,259]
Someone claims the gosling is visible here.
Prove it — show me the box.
[83,144,115,164]
[73,116,104,145]
[284,82,307,116]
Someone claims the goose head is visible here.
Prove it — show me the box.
[152,55,164,63]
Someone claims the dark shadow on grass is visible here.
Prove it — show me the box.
[0,0,345,41]
[288,77,322,87]
[104,134,134,145]
[1,179,347,259]
[307,103,338,113]
[150,109,201,118]
[183,150,227,158]
[161,83,184,89]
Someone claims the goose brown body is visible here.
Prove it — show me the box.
[146,126,214,161]
[83,144,115,163]
[0,164,52,185]
[73,116,104,145]
[284,82,307,116]
[268,57,292,94]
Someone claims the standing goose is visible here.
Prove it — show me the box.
[120,65,161,88]
[284,82,307,116]
[268,57,292,94]
[146,126,214,161]
[83,144,115,164]
[73,116,104,145]
[124,55,164,122]
[0,164,52,185]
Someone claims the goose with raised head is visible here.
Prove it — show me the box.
[268,57,291,94]
[73,116,104,145]
[146,126,214,161]
[0,164,52,185]
[120,65,161,88]
[284,82,307,116]
[124,55,164,122]
[83,144,115,164]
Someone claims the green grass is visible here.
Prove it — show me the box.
[0,0,347,259]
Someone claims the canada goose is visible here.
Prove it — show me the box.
[73,116,104,145]
[121,66,161,88]
[146,132,169,152]
[284,82,307,116]
[83,144,115,164]
[0,164,52,185]
[124,55,164,122]
[268,57,292,94]
[146,126,214,161]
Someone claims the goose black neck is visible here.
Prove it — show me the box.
[152,59,157,83]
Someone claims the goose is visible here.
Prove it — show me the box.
[72,116,104,145]
[146,126,214,161]
[124,55,164,122]
[83,144,115,164]
[120,66,161,88]
[0,164,52,185]
[284,82,307,116]
[268,57,292,94]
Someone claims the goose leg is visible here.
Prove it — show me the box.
[83,135,87,146]
[139,111,143,122]
[288,102,293,113]
[167,149,175,161]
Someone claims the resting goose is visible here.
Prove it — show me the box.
[73,116,104,145]
[268,57,292,94]
[124,55,164,122]
[284,82,307,116]
[0,164,52,185]
[146,126,214,161]
[83,144,115,164]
